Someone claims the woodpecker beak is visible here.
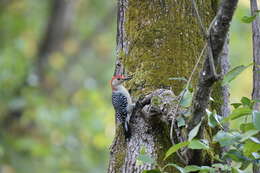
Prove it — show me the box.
[123,76,132,81]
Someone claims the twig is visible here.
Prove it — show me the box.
[169,44,207,164]
[190,0,208,39]
[189,0,238,131]
[190,0,219,79]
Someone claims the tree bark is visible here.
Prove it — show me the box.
[211,39,230,118]
[109,1,216,172]
[250,0,260,172]
[108,0,237,172]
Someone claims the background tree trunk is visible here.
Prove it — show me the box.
[1,0,75,133]
[251,0,260,172]
[108,0,220,172]
[36,0,75,88]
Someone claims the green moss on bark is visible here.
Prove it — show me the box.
[121,0,216,97]
[111,125,127,172]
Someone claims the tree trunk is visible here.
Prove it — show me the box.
[108,0,218,172]
[251,0,260,110]
[251,0,260,172]
[36,0,75,88]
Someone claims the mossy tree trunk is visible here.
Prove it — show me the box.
[107,0,234,172]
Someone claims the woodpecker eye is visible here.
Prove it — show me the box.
[117,78,120,80]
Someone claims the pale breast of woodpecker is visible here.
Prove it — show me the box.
[111,75,134,138]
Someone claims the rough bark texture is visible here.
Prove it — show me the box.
[211,39,230,118]
[251,0,260,110]
[251,0,260,172]
[109,0,218,172]
[189,0,238,131]
[188,0,238,165]
[115,0,217,95]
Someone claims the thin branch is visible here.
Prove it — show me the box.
[190,0,219,79]
[189,0,238,131]
[170,43,207,142]
[169,44,207,164]
[190,0,208,39]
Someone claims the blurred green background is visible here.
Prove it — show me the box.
[0,0,254,172]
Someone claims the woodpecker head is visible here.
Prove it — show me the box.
[111,75,131,90]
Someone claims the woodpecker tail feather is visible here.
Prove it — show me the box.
[124,122,131,139]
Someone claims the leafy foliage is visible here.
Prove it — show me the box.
[241,10,260,23]
[222,63,252,85]
[164,141,189,160]
[141,95,260,173]
[188,120,202,141]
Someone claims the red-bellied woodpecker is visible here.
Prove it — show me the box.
[111,75,134,138]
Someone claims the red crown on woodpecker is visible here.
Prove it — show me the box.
[110,75,131,91]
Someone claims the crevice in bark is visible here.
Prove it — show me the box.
[108,0,238,172]
[108,89,188,172]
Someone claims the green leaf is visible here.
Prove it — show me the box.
[243,139,260,157]
[137,154,155,164]
[212,164,230,171]
[188,139,209,150]
[252,111,260,130]
[241,15,256,23]
[142,169,161,173]
[163,164,186,173]
[249,137,260,144]
[206,109,217,128]
[231,103,242,109]
[184,165,201,172]
[224,149,247,162]
[180,89,193,107]
[223,107,252,122]
[240,129,259,142]
[164,141,189,160]
[240,123,256,132]
[241,97,251,106]
[231,167,242,173]
[252,152,260,159]
[199,166,215,173]
[213,131,240,147]
[207,109,223,128]
[222,64,252,85]
[176,116,186,128]
[188,121,202,141]
[239,161,251,170]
